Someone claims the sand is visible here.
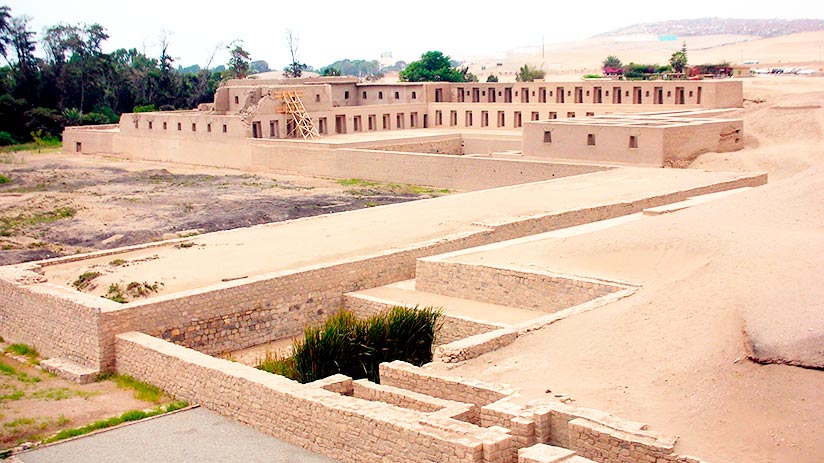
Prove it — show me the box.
[424,76,824,462]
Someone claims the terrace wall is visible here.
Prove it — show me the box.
[114,332,514,463]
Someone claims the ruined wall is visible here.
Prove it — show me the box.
[115,332,514,463]
[663,120,744,164]
[416,261,625,313]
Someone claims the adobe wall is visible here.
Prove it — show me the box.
[522,121,666,167]
[663,120,744,164]
[114,332,514,463]
[62,125,117,154]
[249,143,605,190]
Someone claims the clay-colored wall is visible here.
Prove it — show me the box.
[249,143,605,190]
[358,84,426,106]
[522,121,665,166]
[114,332,514,463]
[663,120,744,162]
[416,261,624,313]
[62,126,117,154]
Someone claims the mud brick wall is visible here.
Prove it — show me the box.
[343,293,503,345]
[416,261,624,313]
[115,332,514,463]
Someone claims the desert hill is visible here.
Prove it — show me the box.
[597,17,824,39]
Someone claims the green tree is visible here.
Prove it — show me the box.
[321,67,341,76]
[602,55,622,73]
[486,74,499,82]
[399,51,471,82]
[515,64,545,82]
[669,50,688,73]
[227,42,251,79]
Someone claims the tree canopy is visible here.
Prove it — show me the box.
[0,4,234,144]
[399,51,475,82]
[669,50,688,73]
[515,64,545,82]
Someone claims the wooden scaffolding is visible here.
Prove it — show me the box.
[275,91,320,140]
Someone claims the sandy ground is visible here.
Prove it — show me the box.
[0,153,449,266]
[422,77,824,463]
[36,168,758,300]
[690,75,824,180]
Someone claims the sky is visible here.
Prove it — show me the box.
[4,0,822,70]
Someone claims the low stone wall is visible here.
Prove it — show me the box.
[367,136,464,155]
[380,361,515,424]
[343,292,504,345]
[115,332,514,463]
[0,266,105,370]
[416,262,625,313]
[95,229,497,371]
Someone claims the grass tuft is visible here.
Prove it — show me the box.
[0,173,9,184]
[42,401,188,444]
[72,271,101,291]
[111,374,163,403]
[5,343,38,359]
[258,306,442,384]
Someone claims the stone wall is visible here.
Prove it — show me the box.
[0,266,106,369]
[115,332,514,463]
[97,229,497,370]
[367,137,464,155]
[416,261,625,313]
[343,292,503,345]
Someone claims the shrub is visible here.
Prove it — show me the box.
[0,131,17,146]
[260,306,442,384]
[133,104,157,113]
[0,173,9,184]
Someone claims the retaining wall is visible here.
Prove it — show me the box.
[416,262,625,313]
[115,332,514,463]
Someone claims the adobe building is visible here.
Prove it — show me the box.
[64,77,744,169]
[522,112,743,167]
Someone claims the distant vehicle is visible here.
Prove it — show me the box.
[742,60,760,65]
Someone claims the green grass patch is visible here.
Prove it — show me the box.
[104,283,127,303]
[0,389,24,401]
[0,206,77,236]
[258,306,442,384]
[42,401,188,444]
[0,173,9,184]
[336,178,380,187]
[0,139,61,154]
[72,271,101,291]
[108,259,126,266]
[110,374,163,403]
[5,343,37,357]
[30,387,98,401]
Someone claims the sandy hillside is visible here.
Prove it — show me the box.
[467,31,824,80]
[426,75,824,462]
[689,75,824,180]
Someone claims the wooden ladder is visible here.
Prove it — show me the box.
[275,91,320,140]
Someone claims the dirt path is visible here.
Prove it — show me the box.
[0,152,450,266]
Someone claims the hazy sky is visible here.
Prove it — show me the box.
[4,0,821,69]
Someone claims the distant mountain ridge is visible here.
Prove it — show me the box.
[597,18,824,39]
